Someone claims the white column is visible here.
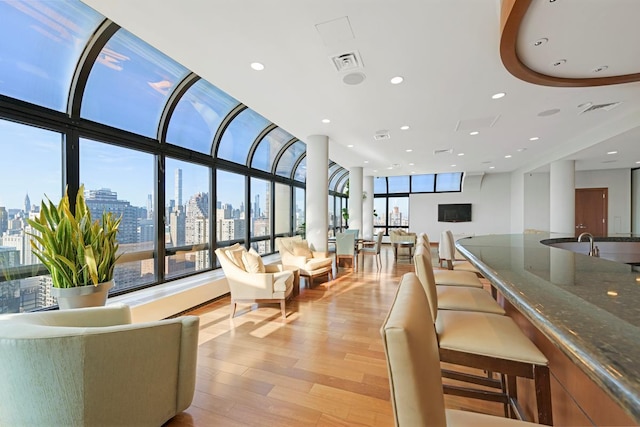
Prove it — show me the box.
[306,135,329,252]
[362,175,374,240]
[550,160,575,235]
[348,167,363,234]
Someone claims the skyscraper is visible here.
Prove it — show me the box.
[175,168,182,209]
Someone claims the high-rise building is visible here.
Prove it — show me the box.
[23,193,30,215]
[147,194,153,219]
[0,207,7,235]
[175,168,182,208]
[85,188,140,244]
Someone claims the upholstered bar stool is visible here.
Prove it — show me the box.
[441,230,483,277]
[414,245,504,315]
[381,274,540,427]
[418,234,483,289]
[413,265,553,425]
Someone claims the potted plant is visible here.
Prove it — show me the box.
[27,185,122,309]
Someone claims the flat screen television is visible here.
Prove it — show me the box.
[438,203,472,223]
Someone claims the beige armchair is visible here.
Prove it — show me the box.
[389,228,417,244]
[216,244,294,319]
[0,303,199,427]
[275,236,333,285]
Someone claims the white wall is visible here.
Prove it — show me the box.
[576,168,631,235]
[524,172,550,232]
[510,171,525,233]
[409,172,511,242]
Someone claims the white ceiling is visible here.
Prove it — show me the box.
[80,0,640,177]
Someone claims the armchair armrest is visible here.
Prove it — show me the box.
[4,303,132,327]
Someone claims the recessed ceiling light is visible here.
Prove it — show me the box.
[250,62,265,71]
[607,290,618,297]
[405,149,413,153]
[469,131,479,136]
[492,92,506,99]
[505,155,512,158]
[321,119,331,124]
[552,59,566,67]
[347,144,354,148]
[517,148,527,152]
[529,136,539,141]
[607,151,618,155]
[410,171,416,174]
[450,164,457,167]
[400,125,410,130]
[593,65,609,73]
[390,76,404,85]
[364,160,369,164]
[408,162,415,166]
[387,166,394,170]
[458,153,465,156]
[373,169,378,172]
[533,38,548,47]
[489,166,495,169]
[636,161,640,164]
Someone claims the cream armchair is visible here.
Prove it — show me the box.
[389,228,417,244]
[275,236,333,285]
[0,303,199,427]
[216,244,294,319]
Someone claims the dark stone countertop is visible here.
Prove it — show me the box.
[456,233,640,423]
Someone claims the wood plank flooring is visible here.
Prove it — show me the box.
[164,245,504,426]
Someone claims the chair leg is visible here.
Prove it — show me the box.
[534,365,553,425]
[280,300,286,319]
[229,300,237,319]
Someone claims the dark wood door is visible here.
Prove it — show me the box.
[575,188,608,237]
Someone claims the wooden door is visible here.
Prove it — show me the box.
[575,188,608,237]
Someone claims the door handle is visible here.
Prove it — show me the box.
[576,224,586,229]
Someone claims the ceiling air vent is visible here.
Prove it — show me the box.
[330,51,363,72]
[580,102,622,114]
[374,130,390,140]
[434,148,453,155]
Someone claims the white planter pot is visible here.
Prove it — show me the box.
[52,280,114,310]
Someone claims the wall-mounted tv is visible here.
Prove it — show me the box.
[438,203,472,223]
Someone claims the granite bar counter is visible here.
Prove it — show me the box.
[456,233,640,424]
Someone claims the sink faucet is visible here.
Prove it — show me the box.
[577,232,599,257]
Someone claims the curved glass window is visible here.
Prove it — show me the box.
[166,79,239,153]
[411,174,435,192]
[82,28,189,138]
[274,182,290,236]
[436,172,463,192]
[275,140,306,178]
[0,0,102,111]
[217,109,270,165]
[329,166,346,192]
[293,157,306,182]
[328,162,341,181]
[294,187,305,233]
[374,177,387,194]
[387,175,410,193]
[251,127,294,172]
[336,173,349,194]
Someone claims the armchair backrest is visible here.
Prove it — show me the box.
[380,272,447,427]
[0,305,199,427]
[275,235,303,255]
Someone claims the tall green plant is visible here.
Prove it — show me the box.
[27,185,122,288]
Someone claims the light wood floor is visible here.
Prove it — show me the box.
[164,245,504,426]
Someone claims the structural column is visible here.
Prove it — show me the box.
[362,175,374,240]
[348,167,363,235]
[550,160,575,235]
[306,135,329,252]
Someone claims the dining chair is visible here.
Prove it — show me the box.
[360,230,383,270]
[381,274,541,427]
[336,232,358,271]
